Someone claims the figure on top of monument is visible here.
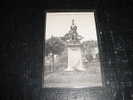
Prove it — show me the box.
[70,19,77,32]
[65,19,83,42]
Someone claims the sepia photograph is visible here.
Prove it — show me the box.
[43,12,102,88]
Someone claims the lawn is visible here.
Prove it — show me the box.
[44,60,102,88]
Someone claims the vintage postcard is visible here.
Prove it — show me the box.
[43,12,102,88]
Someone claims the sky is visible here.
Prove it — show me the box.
[45,12,98,42]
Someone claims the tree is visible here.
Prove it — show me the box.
[81,40,98,62]
[45,36,65,72]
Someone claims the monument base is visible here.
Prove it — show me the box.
[65,42,86,71]
[64,66,86,71]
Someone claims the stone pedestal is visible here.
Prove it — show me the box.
[65,42,85,71]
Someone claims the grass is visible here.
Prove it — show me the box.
[44,59,102,88]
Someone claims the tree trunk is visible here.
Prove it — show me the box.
[51,53,54,72]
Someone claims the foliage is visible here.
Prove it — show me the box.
[45,36,65,56]
[81,40,98,62]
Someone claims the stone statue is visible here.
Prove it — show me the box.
[65,19,83,43]
[65,19,85,71]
